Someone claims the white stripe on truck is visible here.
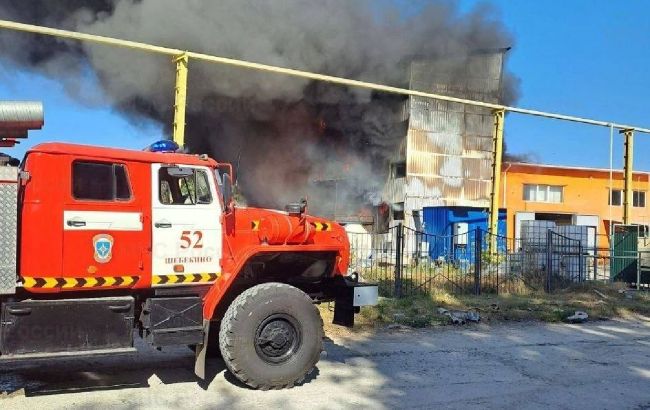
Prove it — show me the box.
[63,211,143,231]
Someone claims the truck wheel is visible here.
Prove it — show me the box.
[219,283,323,390]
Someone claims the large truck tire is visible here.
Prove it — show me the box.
[219,282,323,390]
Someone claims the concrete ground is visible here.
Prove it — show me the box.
[2,318,650,409]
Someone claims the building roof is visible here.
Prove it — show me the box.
[503,161,650,176]
[28,142,219,167]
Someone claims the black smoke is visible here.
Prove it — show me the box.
[0,0,519,214]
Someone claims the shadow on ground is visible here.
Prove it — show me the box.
[1,319,650,409]
[0,343,222,396]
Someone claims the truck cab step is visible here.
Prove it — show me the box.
[0,347,137,362]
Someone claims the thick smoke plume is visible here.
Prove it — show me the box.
[0,0,518,216]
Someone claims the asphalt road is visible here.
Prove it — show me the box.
[2,318,650,409]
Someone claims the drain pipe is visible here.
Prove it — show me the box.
[502,162,513,208]
[502,162,513,244]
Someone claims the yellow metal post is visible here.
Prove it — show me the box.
[173,53,189,148]
[489,109,505,252]
[622,128,635,224]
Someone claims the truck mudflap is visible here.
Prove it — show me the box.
[324,274,379,327]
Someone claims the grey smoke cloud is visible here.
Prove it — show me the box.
[0,0,519,214]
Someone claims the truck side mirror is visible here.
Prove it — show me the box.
[222,172,233,211]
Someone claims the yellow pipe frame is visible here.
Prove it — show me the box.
[172,53,189,148]
[622,129,635,224]
[489,109,505,252]
[0,19,649,134]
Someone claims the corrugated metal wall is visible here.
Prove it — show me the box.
[423,206,506,236]
[422,206,506,261]
[404,52,505,212]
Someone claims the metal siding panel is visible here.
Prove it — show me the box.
[422,206,506,261]
[462,157,491,180]
[423,206,450,236]
[464,179,491,202]
[0,167,17,295]
[403,51,504,210]
[383,176,406,205]
[408,196,488,210]
[422,206,450,259]
[464,135,493,152]
[465,112,493,135]
[410,108,464,134]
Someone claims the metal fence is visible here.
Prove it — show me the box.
[545,231,584,292]
[608,225,650,289]
[348,224,592,298]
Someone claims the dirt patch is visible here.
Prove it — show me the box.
[321,282,650,334]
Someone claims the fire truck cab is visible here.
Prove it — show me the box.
[0,141,378,390]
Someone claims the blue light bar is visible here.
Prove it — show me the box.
[145,140,179,153]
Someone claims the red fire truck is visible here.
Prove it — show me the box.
[0,140,377,390]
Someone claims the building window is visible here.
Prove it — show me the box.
[609,189,622,206]
[72,161,131,201]
[391,161,406,179]
[608,189,646,207]
[392,202,405,221]
[634,191,646,208]
[523,184,563,203]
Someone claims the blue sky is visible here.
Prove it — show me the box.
[0,68,162,157]
[1,0,649,170]
[458,0,650,170]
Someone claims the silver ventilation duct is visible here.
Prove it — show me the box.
[0,101,44,137]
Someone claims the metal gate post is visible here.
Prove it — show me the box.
[622,129,635,225]
[578,241,584,282]
[474,228,482,295]
[394,223,403,298]
[637,250,641,290]
[172,53,189,148]
[545,229,552,293]
[594,247,599,281]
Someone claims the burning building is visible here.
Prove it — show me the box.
[382,49,508,231]
[0,1,518,222]
[310,49,508,232]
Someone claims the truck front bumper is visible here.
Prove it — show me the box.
[323,275,378,327]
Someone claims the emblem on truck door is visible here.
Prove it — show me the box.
[93,234,114,263]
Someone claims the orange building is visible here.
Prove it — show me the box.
[500,162,650,249]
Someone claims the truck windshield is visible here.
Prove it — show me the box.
[159,167,212,205]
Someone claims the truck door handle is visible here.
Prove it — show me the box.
[108,304,132,313]
[67,220,86,227]
[155,222,172,228]
[7,307,32,315]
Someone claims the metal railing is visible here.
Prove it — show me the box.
[348,224,593,298]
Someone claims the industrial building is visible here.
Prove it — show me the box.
[340,49,510,263]
[329,46,648,269]
[501,162,650,249]
[382,50,507,231]
[381,160,649,253]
